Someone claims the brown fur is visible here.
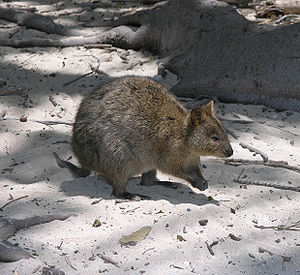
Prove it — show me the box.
[71,76,233,200]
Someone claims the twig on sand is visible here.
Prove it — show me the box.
[99,254,119,267]
[219,118,254,124]
[49,95,58,107]
[32,265,41,273]
[64,254,77,270]
[205,241,214,256]
[258,246,292,270]
[0,110,7,118]
[254,220,300,231]
[275,14,300,24]
[0,117,72,126]
[115,199,130,204]
[142,247,155,255]
[0,195,28,211]
[233,179,300,192]
[83,43,114,49]
[31,119,72,126]
[237,168,245,180]
[63,71,94,86]
[223,158,300,174]
[63,55,103,86]
[239,142,268,162]
[281,255,292,270]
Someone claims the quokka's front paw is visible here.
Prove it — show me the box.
[188,177,208,191]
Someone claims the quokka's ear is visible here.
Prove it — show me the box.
[191,106,207,124]
[202,100,214,114]
[191,100,214,124]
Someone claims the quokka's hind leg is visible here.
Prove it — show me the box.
[140,170,178,189]
[111,178,150,201]
[140,170,158,186]
[53,152,91,178]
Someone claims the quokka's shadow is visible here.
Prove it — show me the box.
[60,175,219,207]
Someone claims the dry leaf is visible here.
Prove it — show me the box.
[119,226,152,245]
[92,219,101,227]
[176,235,185,241]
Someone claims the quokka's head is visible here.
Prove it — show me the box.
[187,100,233,158]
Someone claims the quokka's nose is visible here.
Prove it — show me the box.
[225,147,233,157]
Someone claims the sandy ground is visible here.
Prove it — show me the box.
[0,3,300,274]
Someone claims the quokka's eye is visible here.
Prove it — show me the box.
[211,136,220,142]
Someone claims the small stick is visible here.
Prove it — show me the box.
[223,159,300,174]
[239,142,268,162]
[225,158,288,166]
[20,53,36,65]
[127,60,141,70]
[57,240,63,250]
[64,255,77,270]
[258,246,291,270]
[219,118,254,124]
[233,179,300,192]
[89,61,104,75]
[27,118,72,126]
[0,195,28,211]
[100,254,119,267]
[115,199,130,204]
[170,264,184,269]
[254,220,300,231]
[32,265,41,273]
[63,55,103,86]
[0,117,72,126]
[52,140,70,145]
[281,255,291,270]
[0,110,7,118]
[237,168,245,180]
[142,247,155,255]
[83,44,113,49]
[49,95,58,107]
[63,71,93,86]
[123,206,140,214]
[276,14,300,24]
[205,241,214,256]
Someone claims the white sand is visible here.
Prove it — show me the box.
[0,42,299,275]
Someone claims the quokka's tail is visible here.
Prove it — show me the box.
[53,152,91,177]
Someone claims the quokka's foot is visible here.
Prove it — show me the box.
[152,181,178,189]
[113,192,150,201]
[189,177,208,191]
